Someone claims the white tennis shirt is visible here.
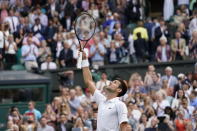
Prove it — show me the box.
[93,89,128,131]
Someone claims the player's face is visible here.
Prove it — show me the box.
[105,80,121,94]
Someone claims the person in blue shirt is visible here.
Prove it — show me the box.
[190,91,197,108]
[25,101,42,121]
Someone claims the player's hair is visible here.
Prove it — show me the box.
[116,78,128,97]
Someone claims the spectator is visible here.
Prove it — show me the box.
[144,65,156,86]
[148,73,162,93]
[171,89,187,110]
[68,89,81,115]
[42,104,56,125]
[6,120,19,131]
[106,40,120,64]
[21,37,39,70]
[22,31,40,46]
[190,91,197,108]
[156,36,172,62]
[189,31,197,60]
[0,24,4,69]
[189,10,197,35]
[134,32,148,63]
[96,72,110,92]
[57,113,73,131]
[175,109,189,131]
[90,36,106,66]
[133,21,149,41]
[59,41,74,68]
[161,66,178,88]
[137,114,148,131]
[41,55,57,71]
[171,31,186,60]
[37,116,55,131]
[21,113,37,130]
[24,101,42,121]
[3,9,19,33]
[38,40,52,66]
[180,97,195,119]
[32,18,45,41]
[75,86,86,102]
[163,0,174,21]
[4,34,17,69]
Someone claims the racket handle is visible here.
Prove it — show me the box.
[77,52,82,69]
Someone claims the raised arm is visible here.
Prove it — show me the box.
[81,52,96,95]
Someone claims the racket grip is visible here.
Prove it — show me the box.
[77,52,82,69]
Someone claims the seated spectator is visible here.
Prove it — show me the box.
[171,31,186,61]
[41,55,57,71]
[156,36,172,62]
[21,37,39,71]
[59,41,74,68]
[90,36,106,66]
[24,101,41,121]
[37,116,55,131]
[134,32,148,63]
[4,34,17,69]
[56,114,73,131]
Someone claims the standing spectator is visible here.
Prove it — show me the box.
[41,55,57,71]
[177,23,190,45]
[180,97,195,119]
[154,18,170,47]
[163,0,174,21]
[4,9,19,33]
[106,40,120,64]
[175,110,189,131]
[128,33,137,63]
[90,37,106,66]
[189,10,197,36]
[0,24,5,70]
[37,116,55,131]
[22,31,40,47]
[59,41,74,68]
[133,21,149,41]
[32,18,45,41]
[33,6,48,27]
[171,89,186,110]
[156,36,172,62]
[161,66,178,88]
[45,19,57,48]
[4,34,17,69]
[134,32,148,63]
[189,31,197,59]
[190,91,197,108]
[25,101,42,121]
[57,114,73,131]
[96,72,110,92]
[21,37,39,70]
[42,104,56,126]
[153,93,170,117]
[37,40,51,66]
[144,65,156,86]
[148,73,162,93]
[137,114,148,131]
[75,86,86,102]
[171,31,186,60]
[68,89,81,115]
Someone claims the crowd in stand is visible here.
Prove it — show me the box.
[1,0,197,131]
[0,0,196,71]
[6,64,197,131]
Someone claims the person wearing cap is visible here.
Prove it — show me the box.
[80,51,128,131]
[161,66,178,88]
[156,36,172,62]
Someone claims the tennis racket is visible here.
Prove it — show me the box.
[74,12,96,69]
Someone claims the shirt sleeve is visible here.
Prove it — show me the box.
[116,102,128,125]
[92,89,106,105]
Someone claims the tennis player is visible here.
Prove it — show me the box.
[80,51,129,131]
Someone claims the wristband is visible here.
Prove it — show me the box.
[81,59,89,68]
